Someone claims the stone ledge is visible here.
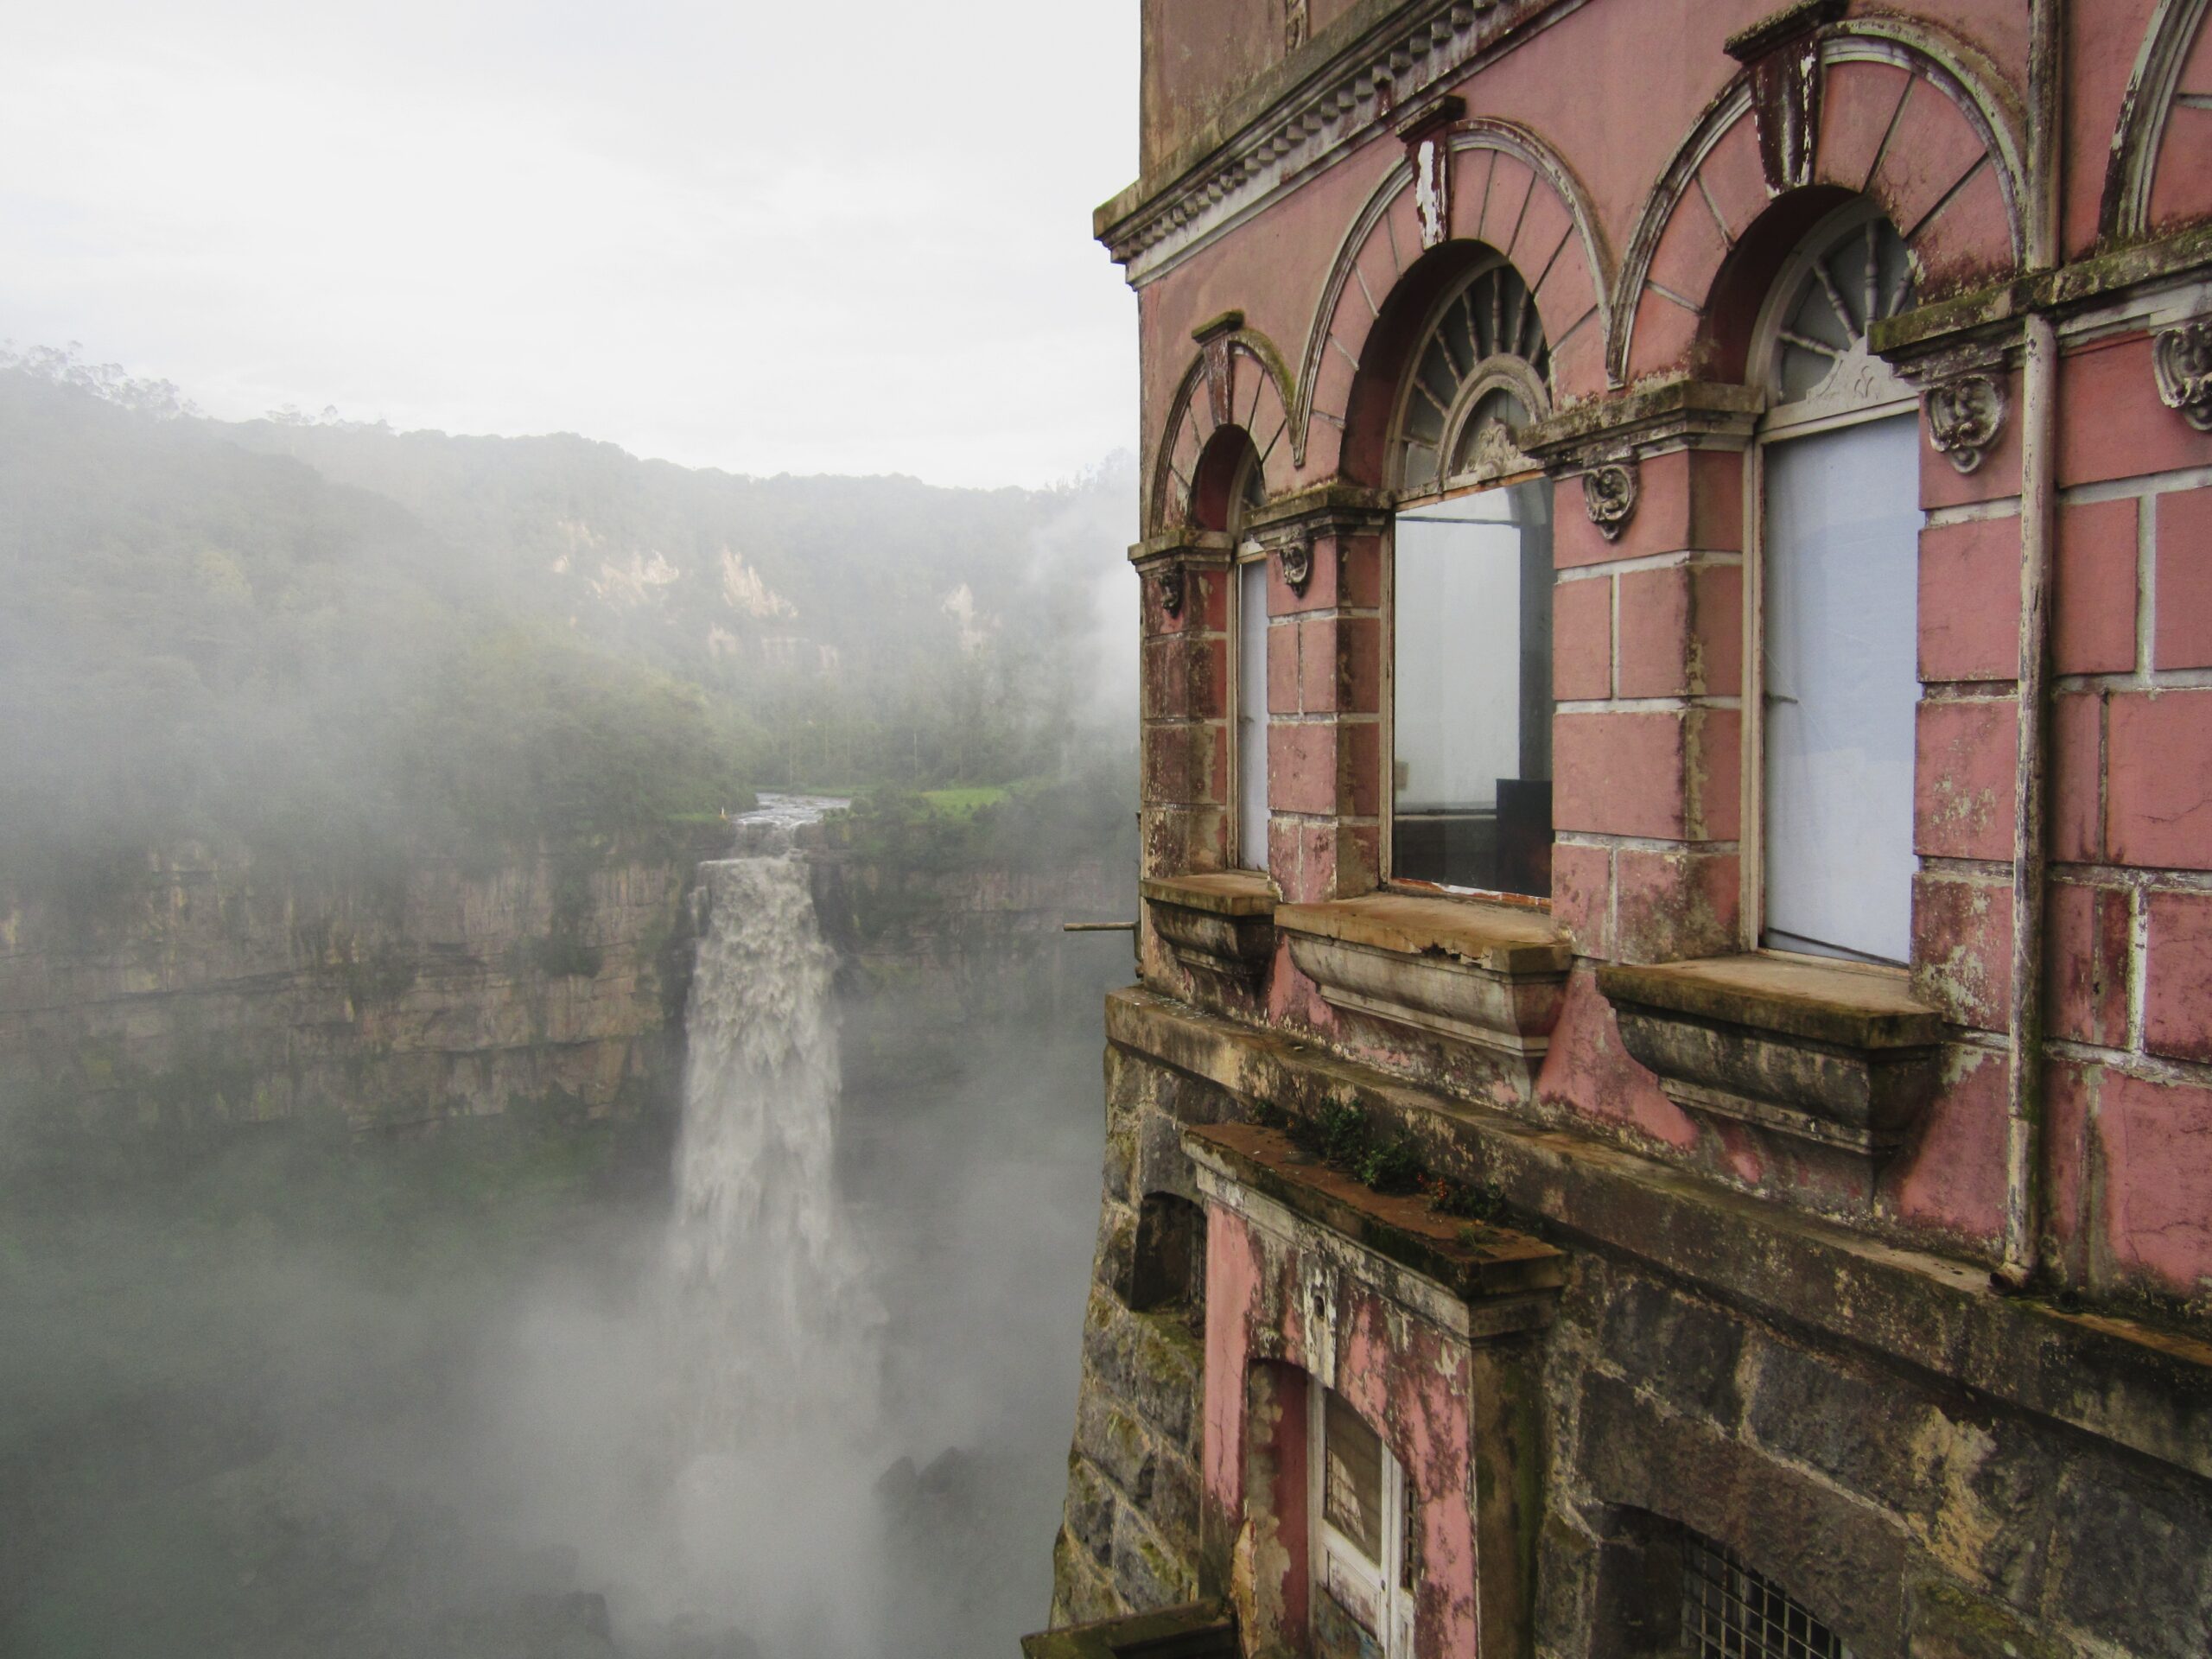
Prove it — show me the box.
[1276,892,1570,975]
[1103,986,2212,1484]
[1274,894,1570,1085]
[1184,1121,1565,1309]
[1141,872,1276,918]
[1143,872,1278,994]
[1599,955,1945,1050]
[1599,956,1947,1161]
[1021,1597,1237,1659]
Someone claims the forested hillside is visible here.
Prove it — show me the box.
[0,352,1134,885]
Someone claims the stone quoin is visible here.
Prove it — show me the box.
[1031,4,2212,1658]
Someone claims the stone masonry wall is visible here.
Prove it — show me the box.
[1053,1015,2212,1658]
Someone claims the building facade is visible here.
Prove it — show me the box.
[1033,3,2212,1657]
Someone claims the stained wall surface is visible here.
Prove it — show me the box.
[1049,3,2212,1656]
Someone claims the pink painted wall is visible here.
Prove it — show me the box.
[1203,1204,1482,1659]
[1129,3,2212,1306]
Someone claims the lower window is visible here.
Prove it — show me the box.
[1681,1530,1853,1659]
[1310,1386,1415,1659]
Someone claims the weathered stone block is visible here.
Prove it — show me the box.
[1554,575,1612,701]
[1065,1454,1121,1570]
[2050,1446,2212,1658]
[2156,486,2212,671]
[2144,889,2212,1063]
[1110,1503,1198,1611]
[1597,1278,1745,1427]
[1077,1391,1159,1504]
[1617,563,1741,700]
[2056,497,2139,675]
[1915,697,2018,862]
[2045,881,2132,1048]
[1919,516,2022,683]
[2107,689,2212,870]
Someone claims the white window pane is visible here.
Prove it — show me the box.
[1391,484,1553,894]
[1238,558,1270,870]
[1763,415,1920,963]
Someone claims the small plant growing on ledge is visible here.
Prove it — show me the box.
[1253,1102,1503,1220]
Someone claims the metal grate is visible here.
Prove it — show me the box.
[1681,1532,1853,1659]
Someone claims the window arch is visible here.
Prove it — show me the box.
[1383,254,1556,898]
[1747,201,1923,966]
[1391,257,1553,500]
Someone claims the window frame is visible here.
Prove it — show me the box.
[1739,200,1923,969]
[1306,1382,1417,1659]
[1225,448,1272,875]
[1381,255,1557,907]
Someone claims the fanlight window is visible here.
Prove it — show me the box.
[1767,214,1916,416]
[1395,261,1551,497]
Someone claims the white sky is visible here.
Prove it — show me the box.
[0,1,1141,488]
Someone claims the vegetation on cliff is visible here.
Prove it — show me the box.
[0,349,1132,887]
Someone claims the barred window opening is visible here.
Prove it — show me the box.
[1681,1533,1853,1659]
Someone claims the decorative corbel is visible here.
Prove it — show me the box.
[1582,459,1639,543]
[2152,321,2212,432]
[1395,94,1465,250]
[1924,374,2008,473]
[1156,565,1187,618]
[1725,0,1847,194]
[1276,535,1314,596]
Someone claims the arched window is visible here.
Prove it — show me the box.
[1389,256,1555,898]
[1750,205,1920,964]
[1188,429,1270,874]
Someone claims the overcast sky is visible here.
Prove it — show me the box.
[1,1,1139,488]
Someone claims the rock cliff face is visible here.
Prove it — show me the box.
[0,827,1133,1143]
[0,830,727,1139]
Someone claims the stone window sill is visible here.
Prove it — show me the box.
[1141,871,1277,990]
[1597,954,1948,1163]
[1273,893,1571,1077]
[1184,1122,1563,1334]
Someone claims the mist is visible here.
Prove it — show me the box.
[0,346,1139,1656]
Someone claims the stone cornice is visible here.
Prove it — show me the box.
[1868,221,2212,359]
[1243,482,1394,537]
[1094,0,1581,287]
[1517,378,1766,467]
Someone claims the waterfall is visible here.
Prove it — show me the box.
[659,802,885,1654]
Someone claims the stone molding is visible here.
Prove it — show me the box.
[1519,378,1766,470]
[1096,0,1541,285]
[2100,0,2212,245]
